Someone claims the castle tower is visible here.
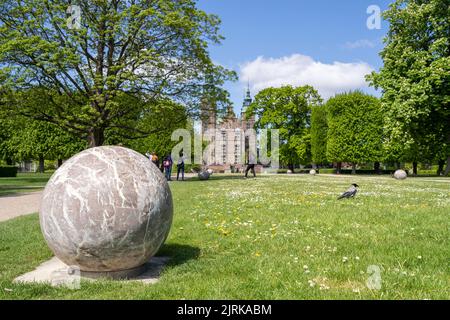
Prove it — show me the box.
[200,85,257,170]
[200,97,217,134]
[200,98,217,165]
[241,84,255,130]
[240,85,256,166]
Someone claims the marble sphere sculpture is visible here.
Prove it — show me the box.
[207,169,214,176]
[394,169,408,180]
[287,170,293,175]
[39,146,173,274]
[198,171,211,180]
[310,169,317,176]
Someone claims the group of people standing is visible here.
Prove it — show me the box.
[145,150,257,181]
[145,151,185,181]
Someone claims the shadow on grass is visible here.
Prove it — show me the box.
[176,175,266,183]
[0,186,44,198]
[156,244,201,267]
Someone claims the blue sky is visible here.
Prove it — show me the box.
[197,0,393,112]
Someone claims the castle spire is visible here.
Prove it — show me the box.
[242,83,252,112]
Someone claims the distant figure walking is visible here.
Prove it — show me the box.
[163,155,173,181]
[177,152,186,181]
[245,152,257,178]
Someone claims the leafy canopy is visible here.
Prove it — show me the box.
[326,91,383,164]
[367,0,450,168]
[0,0,236,146]
[247,85,322,167]
[311,105,328,165]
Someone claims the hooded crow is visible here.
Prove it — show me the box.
[338,184,359,200]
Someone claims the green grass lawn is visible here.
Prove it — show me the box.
[0,174,449,299]
[0,173,53,196]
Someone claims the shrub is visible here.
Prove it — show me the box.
[318,168,336,174]
[0,166,18,177]
[316,168,393,175]
[326,92,383,168]
[311,105,328,165]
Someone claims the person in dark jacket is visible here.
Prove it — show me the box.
[177,152,186,181]
[245,152,257,178]
[163,155,173,181]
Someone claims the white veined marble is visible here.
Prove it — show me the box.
[39,146,173,272]
[394,170,408,180]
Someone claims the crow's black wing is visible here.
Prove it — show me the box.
[338,189,356,200]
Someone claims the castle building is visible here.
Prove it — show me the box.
[201,86,258,173]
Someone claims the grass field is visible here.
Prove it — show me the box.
[0,173,53,196]
[0,174,449,299]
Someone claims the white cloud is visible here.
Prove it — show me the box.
[240,54,374,99]
[343,39,376,49]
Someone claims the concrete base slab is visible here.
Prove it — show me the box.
[14,256,170,287]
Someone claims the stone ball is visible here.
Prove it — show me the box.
[310,169,317,176]
[394,169,408,180]
[39,146,173,273]
[207,169,214,176]
[287,170,293,175]
[198,171,210,181]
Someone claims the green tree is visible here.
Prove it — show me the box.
[326,92,383,174]
[247,85,322,171]
[0,0,235,147]
[4,117,85,172]
[0,108,16,165]
[367,0,450,175]
[311,105,328,167]
[381,117,437,175]
[118,100,190,162]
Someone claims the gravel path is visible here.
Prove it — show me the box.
[0,192,42,222]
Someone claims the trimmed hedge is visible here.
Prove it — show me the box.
[0,166,18,177]
[297,169,315,174]
[272,168,448,176]
[318,168,336,174]
[319,169,392,175]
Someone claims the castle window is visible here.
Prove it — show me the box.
[222,144,227,163]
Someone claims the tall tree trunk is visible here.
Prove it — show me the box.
[374,162,381,174]
[413,162,418,176]
[38,155,45,173]
[58,159,63,168]
[437,160,445,176]
[444,156,450,176]
[445,132,450,176]
[352,162,357,175]
[336,162,342,174]
[88,127,105,148]
[288,164,295,173]
[396,162,401,170]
